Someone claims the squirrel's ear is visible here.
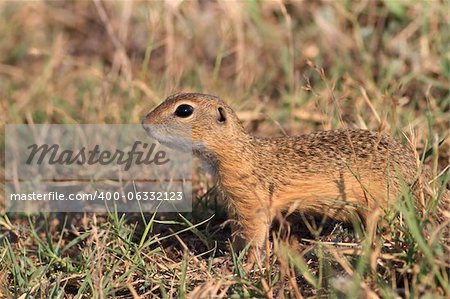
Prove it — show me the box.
[217,107,227,123]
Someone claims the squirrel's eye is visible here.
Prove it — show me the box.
[174,104,194,118]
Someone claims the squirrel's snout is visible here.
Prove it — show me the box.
[141,111,155,125]
[141,113,154,133]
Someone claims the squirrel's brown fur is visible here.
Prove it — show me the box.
[142,93,447,257]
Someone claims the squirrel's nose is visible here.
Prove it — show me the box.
[141,119,152,136]
[141,112,153,125]
[141,114,152,129]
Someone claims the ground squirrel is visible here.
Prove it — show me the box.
[142,93,445,258]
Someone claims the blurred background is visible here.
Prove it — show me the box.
[1,0,448,133]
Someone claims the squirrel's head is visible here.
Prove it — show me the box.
[142,93,246,156]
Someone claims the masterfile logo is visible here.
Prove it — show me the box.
[5,124,193,213]
[25,141,170,170]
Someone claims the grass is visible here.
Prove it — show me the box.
[0,0,449,298]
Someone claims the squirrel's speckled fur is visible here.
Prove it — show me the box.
[142,93,446,258]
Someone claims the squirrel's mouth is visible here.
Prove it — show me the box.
[141,120,153,136]
[142,122,193,153]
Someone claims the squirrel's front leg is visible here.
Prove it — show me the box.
[228,200,272,266]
